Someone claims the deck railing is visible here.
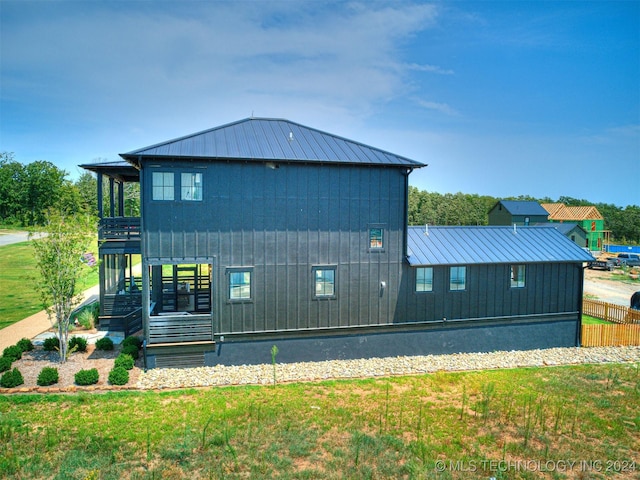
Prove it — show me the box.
[99,217,141,240]
[148,314,213,344]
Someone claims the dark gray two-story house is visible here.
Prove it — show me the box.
[82,118,594,368]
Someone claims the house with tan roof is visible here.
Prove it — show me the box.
[541,203,608,251]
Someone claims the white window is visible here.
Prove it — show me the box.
[152,172,174,200]
[511,265,526,288]
[416,267,433,292]
[181,173,203,201]
[449,266,466,291]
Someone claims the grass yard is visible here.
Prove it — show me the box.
[0,241,99,330]
[0,363,638,479]
[582,315,613,325]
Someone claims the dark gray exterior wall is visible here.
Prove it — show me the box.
[141,159,408,336]
[488,207,548,226]
[396,262,584,323]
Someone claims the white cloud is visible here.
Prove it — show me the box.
[415,99,460,117]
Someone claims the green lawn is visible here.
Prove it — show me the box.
[0,241,99,330]
[0,363,638,479]
[582,314,614,325]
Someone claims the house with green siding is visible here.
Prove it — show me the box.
[541,203,607,251]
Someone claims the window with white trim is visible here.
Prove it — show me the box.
[152,172,174,200]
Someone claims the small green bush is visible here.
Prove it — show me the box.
[16,338,34,352]
[108,366,129,385]
[122,336,142,349]
[114,353,135,370]
[121,344,139,360]
[1,368,24,388]
[74,368,99,386]
[0,356,12,373]
[2,345,22,362]
[68,336,88,353]
[95,337,114,351]
[37,367,59,386]
[42,337,60,352]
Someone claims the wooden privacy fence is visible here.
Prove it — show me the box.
[582,324,640,347]
[583,299,640,324]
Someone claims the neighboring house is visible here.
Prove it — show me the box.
[81,118,594,368]
[533,223,588,248]
[541,203,607,251]
[488,200,549,226]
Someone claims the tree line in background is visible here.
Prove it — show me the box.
[0,153,638,244]
[407,186,640,245]
[0,152,138,226]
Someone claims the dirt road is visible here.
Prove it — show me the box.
[583,267,638,307]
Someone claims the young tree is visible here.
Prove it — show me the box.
[30,211,97,363]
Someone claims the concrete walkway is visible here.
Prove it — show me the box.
[0,285,100,351]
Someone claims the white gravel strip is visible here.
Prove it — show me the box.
[136,346,640,390]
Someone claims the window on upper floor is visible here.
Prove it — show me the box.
[511,264,526,288]
[181,173,203,201]
[152,172,174,200]
[416,267,433,292]
[369,227,384,250]
[449,266,466,291]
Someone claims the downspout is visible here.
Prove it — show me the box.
[138,157,149,368]
[402,168,413,259]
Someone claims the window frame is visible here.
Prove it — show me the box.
[312,266,337,300]
[181,172,203,201]
[368,225,385,251]
[152,172,175,201]
[415,267,433,293]
[449,266,467,291]
[227,267,253,302]
[510,264,526,288]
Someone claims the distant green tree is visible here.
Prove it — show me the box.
[30,211,97,363]
[0,153,26,224]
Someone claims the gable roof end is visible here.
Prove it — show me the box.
[120,118,425,168]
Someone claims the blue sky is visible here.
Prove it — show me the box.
[1,1,638,207]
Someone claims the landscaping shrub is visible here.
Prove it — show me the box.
[74,368,99,386]
[122,336,142,349]
[2,345,22,362]
[37,367,59,386]
[95,337,114,351]
[68,336,88,353]
[0,368,24,388]
[76,309,95,330]
[114,353,135,370]
[16,338,34,352]
[121,344,139,360]
[108,366,129,385]
[0,356,12,373]
[42,337,60,352]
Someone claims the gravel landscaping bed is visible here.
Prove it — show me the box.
[136,346,640,390]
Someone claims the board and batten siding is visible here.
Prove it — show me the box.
[141,159,408,335]
[397,262,583,323]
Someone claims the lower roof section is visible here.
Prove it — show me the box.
[406,225,595,266]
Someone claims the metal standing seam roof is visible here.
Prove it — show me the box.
[119,118,425,168]
[406,226,595,266]
[493,200,549,216]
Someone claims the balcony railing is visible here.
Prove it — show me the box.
[99,217,141,240]
[148,314,213,344]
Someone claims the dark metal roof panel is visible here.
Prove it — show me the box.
[120,118,425,168]
[495,200,549,216]
[407,226,594,266]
